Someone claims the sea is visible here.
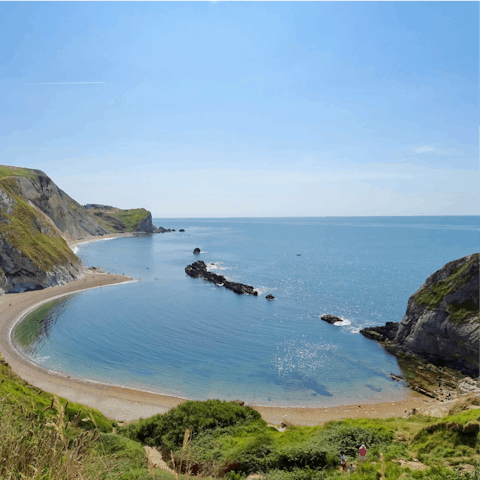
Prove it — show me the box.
[14,217,478,407]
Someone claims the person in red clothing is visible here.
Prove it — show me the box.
[359,444,367,462]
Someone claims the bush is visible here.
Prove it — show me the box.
[125,399,264,451]
[316,422,395,459]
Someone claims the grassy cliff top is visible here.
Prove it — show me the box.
[413,254,479,324]
[0,165,38,180]
[114,208,150,230]
[89,206,150,233]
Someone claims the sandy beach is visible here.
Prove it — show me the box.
[0,236,436,424]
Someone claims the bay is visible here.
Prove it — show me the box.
[16,216,478,407]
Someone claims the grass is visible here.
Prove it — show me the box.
[0,165,38,180]
[114,208,150,231]
[412,256,476,310]
[446,300,478,324]
[0,348,477,479]
[123,401,479,479]
[412,255,479,324]
[0,177,78,272]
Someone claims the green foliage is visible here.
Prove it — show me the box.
[0,355,114,432]
[114,208,149,231]
[447,300,478,323]
[267,467,327,480]
[87,433,151,479]
[317,421,394,458]
[125,399,264,451]
[413,256,477,313]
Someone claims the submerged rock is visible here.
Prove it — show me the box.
[266,294,275,300]
[185,260,258,296]
[321,314,343,324]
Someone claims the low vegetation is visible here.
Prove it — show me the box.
[114,208,150,231]
[0,352,478,479]
[91,206,150,232]
[0,165,37,180]
[413,256,477,313]
[122,399,479,480]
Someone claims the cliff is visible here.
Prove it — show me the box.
[361,254,479,377]
[84,204,160,233]
[0,165,162,293]
[0,166,86,293]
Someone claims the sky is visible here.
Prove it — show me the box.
[0,2,478,217]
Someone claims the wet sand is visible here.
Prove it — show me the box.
[0,236,434,424]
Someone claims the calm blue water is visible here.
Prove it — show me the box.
[16,217,478,407]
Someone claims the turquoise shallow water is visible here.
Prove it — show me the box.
[15,217,478,407]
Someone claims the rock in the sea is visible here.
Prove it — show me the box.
[185,260,258,296]
[193,248,201,254]
[360,254,479,377]
[360,322,399,341]
[179,229,185,232]
[321,314,343,324]
[266,294,275,300]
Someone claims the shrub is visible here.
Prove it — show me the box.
[125,399,264,451]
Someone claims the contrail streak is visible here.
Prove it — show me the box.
[30,82,106,85]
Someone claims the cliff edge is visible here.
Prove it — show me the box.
[361,254,479,377]
[0,166,87,292]
[84,204,160,233]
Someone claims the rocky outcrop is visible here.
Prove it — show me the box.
[321,314,343,324]
[361,254,479,377]
[193,248,201,254]
[185,260,258,296]
[0,236,84,293]
[133,212,156,233]
[0,167,85,292]
[360,322,399,341]
[266,294,275,300]
[84,205,166,234]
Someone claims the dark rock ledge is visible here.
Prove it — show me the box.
[185,260,258,296]
[321,314,343,324]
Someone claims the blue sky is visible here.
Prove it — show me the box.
[0,2,478,217]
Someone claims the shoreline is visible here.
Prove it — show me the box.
[0,235,437,424]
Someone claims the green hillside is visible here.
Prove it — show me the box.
[107,208,150,231]
[0,351,476,480]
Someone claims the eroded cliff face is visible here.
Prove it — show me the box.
[361,254,479,376]
[83,205,160,233]
[15,171,110,241]
[0,166,161,293]
[0,169,85,292]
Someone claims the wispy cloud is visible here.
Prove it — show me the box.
[414,145,435,154]
[27,82,106,85]
[409,145,465,157]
